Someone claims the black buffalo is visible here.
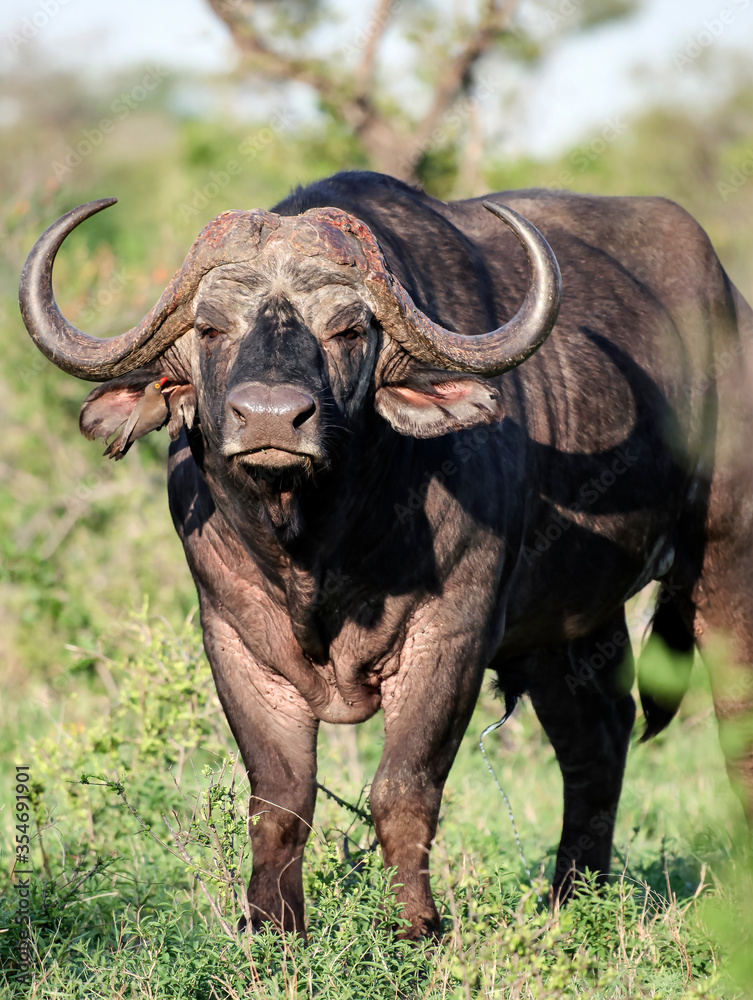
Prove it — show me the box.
[20,171,753,938]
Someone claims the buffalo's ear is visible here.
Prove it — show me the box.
[375,367,500,438]
[79,369,196,443]
[165,385,197,439]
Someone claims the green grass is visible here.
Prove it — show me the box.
[0,611,747,998]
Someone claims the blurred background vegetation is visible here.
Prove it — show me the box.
[1,0,753,995]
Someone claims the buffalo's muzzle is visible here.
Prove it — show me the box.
[223,383,322,470]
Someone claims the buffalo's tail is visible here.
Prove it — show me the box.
[638,586,695,741]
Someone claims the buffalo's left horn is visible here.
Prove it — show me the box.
[383,202,562,377]
[19,199,188,381]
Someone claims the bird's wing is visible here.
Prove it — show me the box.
[103,403,142,460]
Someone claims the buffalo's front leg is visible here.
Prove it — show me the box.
[373,631,485,938]
[201,609,319,934]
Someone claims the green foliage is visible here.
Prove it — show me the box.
[570,0,640,33]
[638,634,694,711]
[415,144,461,200]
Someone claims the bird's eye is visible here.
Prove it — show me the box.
[154,382,161,389]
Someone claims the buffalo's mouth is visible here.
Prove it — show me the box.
[233,446,317,475]
[223,444,323,487]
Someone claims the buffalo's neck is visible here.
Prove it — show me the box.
[201,420,447,661]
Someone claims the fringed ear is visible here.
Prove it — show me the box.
[375,367,501,438]
[166,385,197,439]
[79,369,196,446]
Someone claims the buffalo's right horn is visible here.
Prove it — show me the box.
[365,202,562,377]
[19,199,192,382]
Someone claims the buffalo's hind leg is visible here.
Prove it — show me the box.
[201,608,319,935]
[693,281,753,825]
[524,611,635,903]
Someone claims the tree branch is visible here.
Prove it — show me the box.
[410,0,516,157]
[354,0,395,101]
[206,0,520,182]
[207,0,342,104]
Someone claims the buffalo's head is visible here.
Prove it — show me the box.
[19,198,560,516]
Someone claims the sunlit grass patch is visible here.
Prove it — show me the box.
[0,613,743,998]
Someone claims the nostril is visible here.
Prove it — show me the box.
[230,404,247,426]
[292,399,316,430]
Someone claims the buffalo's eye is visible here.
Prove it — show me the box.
[332,327,363,342]
[198,326,220,340]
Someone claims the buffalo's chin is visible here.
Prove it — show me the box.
[230,449,316,536]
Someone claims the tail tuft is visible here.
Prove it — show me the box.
[639,691,682,742]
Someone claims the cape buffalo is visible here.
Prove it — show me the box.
[19,171,753,938]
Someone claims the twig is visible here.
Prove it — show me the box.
[410,0,515,157]
[206,0,520,179]
[316,781,372,824]
[207,0,341,102]
[355,0,394,100]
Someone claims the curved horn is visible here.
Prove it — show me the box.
[378,202,562,377]
[19,199,189,382]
